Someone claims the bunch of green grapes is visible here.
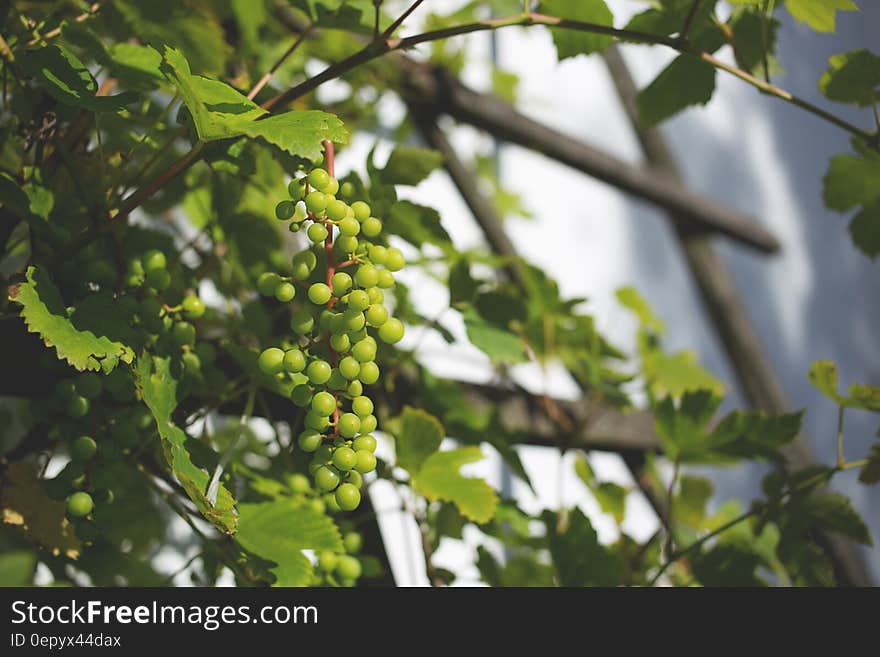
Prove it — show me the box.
[255,167,406,512]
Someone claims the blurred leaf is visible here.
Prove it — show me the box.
[0,551,36,586]
[819,50,880,106]
[692,544,767,586]
[617,286,664,334]
[859,444,880,485]
[544,508,619,586]
[707,409,803,460]
[394,407,445,475]
[540,0,614,59]
[637,55,716,127]
[414,447,498,523]
[784,0,857,33]
[379,146,444,186]
[463,307,527,365]
[654,390,721,461]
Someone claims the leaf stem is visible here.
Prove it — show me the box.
[836,405,845,468]
[25,2,104,48]
[679,1,702,40]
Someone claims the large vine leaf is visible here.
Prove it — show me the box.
[160,47,348,161]
[394,406,445,475]
[463,307,527,365]
[543,508,620,586]
[540,0,615,60]
[784,0,858,33]
[809,360,880,410]
[135,354,237,534]
[236,499,342,586]
[819,50,880,107]
[414,447,498,523]
[9,266,135,372]
[637,55,717,128]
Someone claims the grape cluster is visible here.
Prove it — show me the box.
[256,167,406,511]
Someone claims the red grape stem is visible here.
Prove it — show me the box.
[322,140,340,436]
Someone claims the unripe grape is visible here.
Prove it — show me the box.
[351,201,371,222]
[291,250,317,280]
[361,217,382,237]
[354,450,377,473]
[335,235,358,254]
[308,283,332,305]
[70,435,97,461]
[313,445,334,464]
[359,414,378,434]
[66,395,90,418]
[348,327,368,343]
[332,446,357,471]
[182,295,206,319]
[327,368,348,391]
[338,413,361,438]
[355,264,379,288]
[331,272,352,296]
[318,551,339,571]
[385,247,405,272]
[314,465,340,492]
[365,304,388,327]
[351,339,376,363]
[292,203,307,223]
[377,269,395,289]
[145,267,171,291]
[306,359,332,384]
[291,384,313,407]
[346,380,363,397]
[298,429,323,452]
[338,356,361,380]
[342,308,365,332]
[325,493,342,513]
[379,317,405,344]
[290,309,315,334]
[308,222,329,243]
[289,473,311,493]
[347,289,370,311]
[182,351,202,376]
[274,282,296,303]
[353,434,377,453]
[305,191,327,214]
[344,532,363,554]
[142,249,167,273]
[305,411,331,431]
[330,333,351,352]
[351,396,374,418]
[339,182,355,198]
[283,349,306,373]
[172,321,197,347]
[339,216,360,236]
[345,470,364,488]
[275,200,296,220]
[311,391,336,416]
[258,347,285,375]
[326,199,349,221]
[335,484,361,512]
[358,361,380,385]
[75,373,102,400]
[288,178,306,201]
[368,245,387,265]
[367,287,384,304]
[308,168,331,191]
[66,491,94,518]
[335,554,362,578]
[257,272,282,296]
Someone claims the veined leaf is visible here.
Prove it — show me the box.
[463,307,527,365]
[414,447,498,523]
[784,0,857,33]
[819,50,880,107]
[394,407,444,475]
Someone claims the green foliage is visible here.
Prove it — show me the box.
[544,509,620,586]
[540,0,615,59]
[414,448,498,524]
[820,50,880,107]
[784,0,858,33]
[637,56,717,128]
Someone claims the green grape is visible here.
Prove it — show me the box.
[365,304,388,327]
[344,532,363,554]
[292,203,307,223]
[66,491,94,518]
[298,429,323,452]
[75,373,102,400]
[305,191,328,214]
[338,356,360,380]
[318,551,339,572]
[367,287,384,304]
[274,282,296,303]
[291,383,313,406]
[347,327,368,343]
[325,493,342,513]
[346,380,363,397]
[313,444,333,463]
[353,434,377,453]
[308,168,331,191]
[195,342,217,364]
[329,312,347,335]
[334,484,361,512]
[312,391,336,416]
[327,368,347,391]
[339,182,355,198]
[283,349,306,373]
[355,264,379,288]
[257,272,282,296]
[351,396,374,418]
[338,413,361,438]
[361,216,382,237]
[308,222,329,243]
[308,498,326,514]
[368,244,387,265]
[173,320,197,348]
[290,309,315,334]
[306,359,332,384]
[378,317,405,344]
[66,395,89,418]
[347,289,370,311]
[342,308,366,332]
[182,295,206,319]
[308,283,332,305]
[339,216,360,236]
[142,249,167,273]
[358,361,380,385]
[275,200,296,220]
[377,269,395,289]
[326,199,349,221]
[354,450,377,474]
[70,435,97,461]
[291,250,317,280]
[288,178,306,201]
[330,333,351,352]
[145,267,171,291]
[258,347,286,375]
[351,339,377,363]
[335,235,358,254]
[314,465,340,492]
[331,272,352,296]
[332,446,357,471]
[289,473,311,493]
[335,554,362,579]
[305,411,331,431]
[359,414,377,433]
[182,351,202,376]
[351,201,371,222]
[345,470,363,488]
[385,247,406,272]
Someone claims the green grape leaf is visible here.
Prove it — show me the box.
[849,201,880,259]
[290,0,387,34]
[804,492,872,545]
[809,360,879,409]
[808,359,841,401]
[463,307,527,365]
[540,0,615,60]
[675,475,714,527]
[160,47,347,161]
[707,409,803,460]
[644,349,725,399]
[394,406,445,474]
[729,7,781,75]
[385,200,453,251]
[0,551,36,586]
[107,43,164,90]
[476,546,555,586]
[236,499,342,586]
[819,50,880,107]
[859,444,880,485]
[616,286,665,334]
[9,266,135,372]
[0,173,35,219]
[135,354,237,534]
[822,150,880,212]
[637,55,717,128]
[847,383,880,411]
[20,45,138,112]
[543,508,619,586]
[692,544,767,586]
[784,0,858,33]
[448,257,481,307]
[593,482,628,524]
[654,389,722,461]
[230,0,268,52]
[414,447,498,523]
[379,145,444,186]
